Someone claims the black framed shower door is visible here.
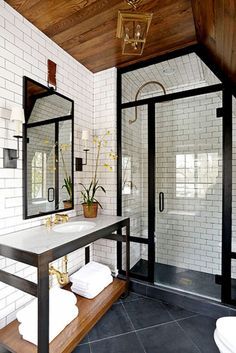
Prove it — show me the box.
[117,78,235,304]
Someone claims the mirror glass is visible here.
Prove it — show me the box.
[23,77,74,219]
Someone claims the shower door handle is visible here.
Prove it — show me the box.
[47,187,55,203]
[159,192,164,212]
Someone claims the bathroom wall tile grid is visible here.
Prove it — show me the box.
[0,0,94,328]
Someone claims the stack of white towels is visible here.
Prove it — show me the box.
[70,261,113,299]
[17,287,78,346]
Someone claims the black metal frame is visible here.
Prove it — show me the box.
[23,76,74,219]
[117,45,235,304]
[0,217,130,353]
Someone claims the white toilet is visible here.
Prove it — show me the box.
[214,317,236,353]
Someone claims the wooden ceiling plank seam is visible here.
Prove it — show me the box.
[46,0,123,38]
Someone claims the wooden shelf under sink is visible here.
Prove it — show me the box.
[0,278,126,353]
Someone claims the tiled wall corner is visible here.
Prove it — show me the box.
[93,68,118,271]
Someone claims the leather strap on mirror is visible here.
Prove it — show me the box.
[47,59,57,90]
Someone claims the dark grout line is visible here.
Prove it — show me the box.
[88,341,92,353]
[175,319,202,353]
[79,294,206,351]
[88,331,136,344]
[120,302,147,353]
[87,312,200,346]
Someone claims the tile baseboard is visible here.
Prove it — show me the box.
[130,279,236,319]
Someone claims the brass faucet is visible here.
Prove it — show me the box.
[45,213,69,229]
[49,255,69,286]
[55,213,69,223]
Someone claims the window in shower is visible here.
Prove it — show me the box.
[122,156,132,195]
[176,153,219,199]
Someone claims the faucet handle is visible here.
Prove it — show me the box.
[55,213,69,223]
[45,216,51,229]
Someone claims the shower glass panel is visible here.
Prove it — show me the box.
[121,106,148,239]
[122,243,148,277]
[155,92,223,300]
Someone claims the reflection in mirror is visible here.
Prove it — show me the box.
[59,120,72,209]
[23,77,74,219]
[27,124,56,216]
[28,94,72,123]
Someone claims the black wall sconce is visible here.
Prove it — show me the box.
[75,130,90,172]
[3,107,25,169]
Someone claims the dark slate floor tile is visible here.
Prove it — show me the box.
[120,291,144,303]
[162,301,196,320]
[179,315,218,353]
[90,333,145,353]
[88,303,133,341]
[123,297,173,330]
[137,321,200,353]
[72,343,90,353]
[130,281,147,296]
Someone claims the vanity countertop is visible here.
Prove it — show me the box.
[0,215,129,256]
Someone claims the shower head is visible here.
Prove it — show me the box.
[129,81,166,124]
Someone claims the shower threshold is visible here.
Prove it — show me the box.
[131,260,226,300]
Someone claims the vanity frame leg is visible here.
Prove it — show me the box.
[38,257,49,353]
[125,219,130,293]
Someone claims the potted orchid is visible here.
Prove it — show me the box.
[79,131,117,218]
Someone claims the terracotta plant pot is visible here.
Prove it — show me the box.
[82,202,98,218]
[63,200,72,209]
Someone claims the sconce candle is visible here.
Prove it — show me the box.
[82,130,89,150]
[10,106,25,136]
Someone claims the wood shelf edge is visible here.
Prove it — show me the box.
[0,278,126,353]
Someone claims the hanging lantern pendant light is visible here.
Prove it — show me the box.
[116,0,153,55]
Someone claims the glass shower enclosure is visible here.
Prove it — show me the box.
[119,86,224,300]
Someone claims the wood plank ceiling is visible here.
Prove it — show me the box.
[5,0,197,72]
[191,0,236,85]
[4,0,236,85]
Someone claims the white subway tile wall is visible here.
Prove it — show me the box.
[93,68,118,271]
[0,1,96,328]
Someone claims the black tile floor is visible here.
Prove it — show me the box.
[72,292,219,353]
[0,292,219,353]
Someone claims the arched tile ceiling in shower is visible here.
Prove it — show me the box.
[122,53,220,103]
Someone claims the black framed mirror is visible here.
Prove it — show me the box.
[23,77,74,219]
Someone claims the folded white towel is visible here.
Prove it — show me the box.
[17,287,77,324]
[70,261,112,291]
[71,272,112,292]
[71,275,113,299]
[19,305,78,346]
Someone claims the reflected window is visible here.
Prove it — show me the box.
[32,152,46,199]
[122,156,132,195]
[176,153,218,198]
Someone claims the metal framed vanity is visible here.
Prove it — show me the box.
[0,215,130,353]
